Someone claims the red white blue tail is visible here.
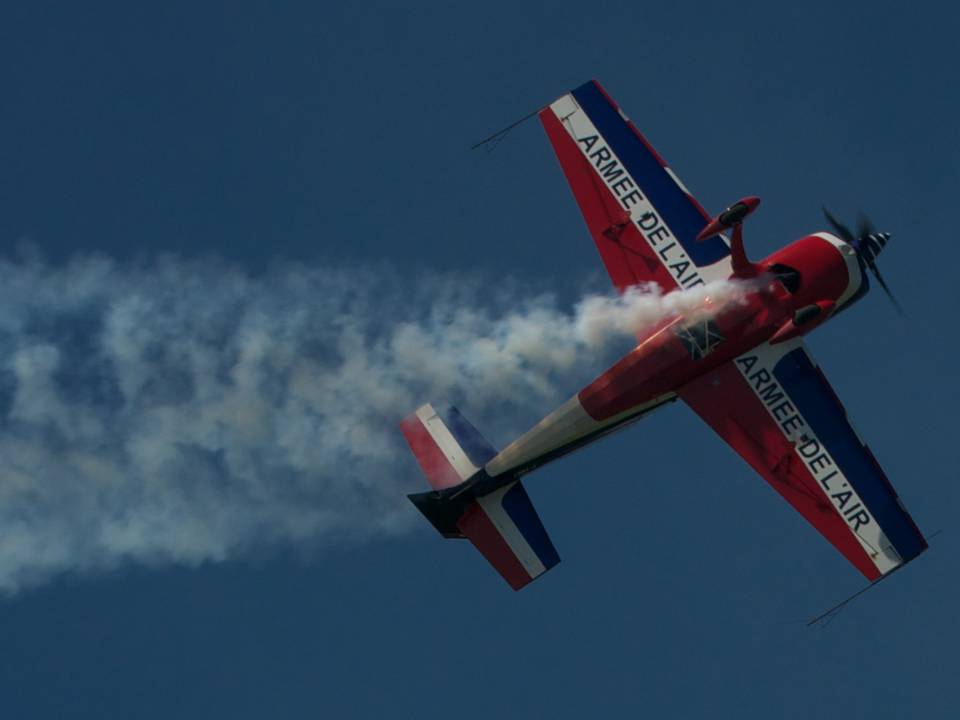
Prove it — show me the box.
[401,403,560,590]
[400,403,497,490]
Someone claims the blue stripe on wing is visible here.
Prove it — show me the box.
[571,81,729,268]
[774,349,926,564]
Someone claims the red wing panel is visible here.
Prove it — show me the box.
[540,107,675,291]
[678,341,926,580]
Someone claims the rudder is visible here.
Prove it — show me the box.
[399,403,497,490]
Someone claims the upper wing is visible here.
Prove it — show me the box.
[539,80,731,293]
[678,339,926,580]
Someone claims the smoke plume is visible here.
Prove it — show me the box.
[0,254,753,592]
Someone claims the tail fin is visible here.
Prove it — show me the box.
[399,403,497,490]
[401,403,561,590]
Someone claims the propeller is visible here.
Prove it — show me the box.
[822,207,902,314]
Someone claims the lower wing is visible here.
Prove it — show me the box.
[678,339,926,580]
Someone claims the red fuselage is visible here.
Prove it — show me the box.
[580,232,863,423]
[483,231,866,482]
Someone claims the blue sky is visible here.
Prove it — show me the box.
[1,2,958,718]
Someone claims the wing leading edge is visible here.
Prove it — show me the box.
[539,80,731,293]
[678,340,926,580]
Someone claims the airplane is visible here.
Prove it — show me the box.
[400,79,926,594]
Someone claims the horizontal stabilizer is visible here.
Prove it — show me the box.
[457,481,560,590]
[409,479,560,590]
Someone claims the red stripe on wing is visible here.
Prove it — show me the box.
[539,106,678,293]
[679,362,880,580]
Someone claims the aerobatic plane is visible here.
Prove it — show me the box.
[400,80,926,593]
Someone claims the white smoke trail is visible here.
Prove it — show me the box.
[0,254,754,592]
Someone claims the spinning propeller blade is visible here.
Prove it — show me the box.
[822,207,902,315]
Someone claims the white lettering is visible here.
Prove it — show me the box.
[572,133,704,288]
[733,352,896,568]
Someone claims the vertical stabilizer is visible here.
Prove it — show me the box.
[399,403,497,490]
